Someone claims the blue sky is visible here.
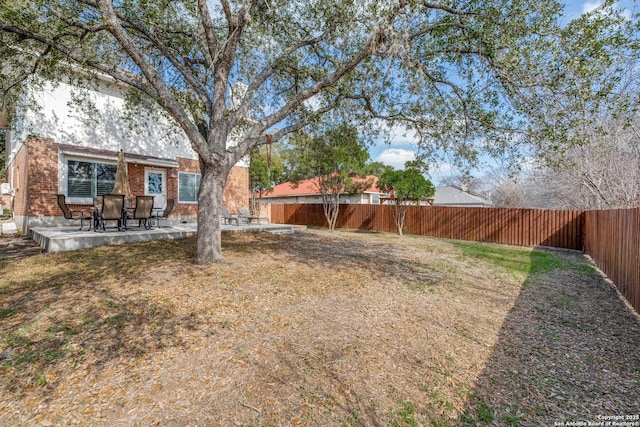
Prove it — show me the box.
[369,0,638,183]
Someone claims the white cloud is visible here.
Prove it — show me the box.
[370,122,422,168]
[369,120,420,147]
[583,1,603,14]
[430,162,454,174]
[387,124,420,146]
[375,148,416,169]
[581,1,632,19]
[303,94,322,112]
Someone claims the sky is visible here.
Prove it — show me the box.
[368,0,638,184]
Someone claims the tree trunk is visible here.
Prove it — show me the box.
[391,204,406,236]
[323,192,340,231]
[397,206,407,236]
[328,201,340,230]
[193,161,228,264]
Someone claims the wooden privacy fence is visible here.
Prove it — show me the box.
[584,208,640,315]
[270,204,584,250]
[270,203,640,313]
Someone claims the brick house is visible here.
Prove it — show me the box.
[259,175,384,204]
[1,77,249,232]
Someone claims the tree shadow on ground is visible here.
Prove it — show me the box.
[0,235,43,263]
[225,229,450,289]
[6,230,637,425]
[0,238,201,395]
[2,231,395,399]
[225,231,640,425]
[461,247,640,426]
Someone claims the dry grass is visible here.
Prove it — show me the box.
[0,229,638,426]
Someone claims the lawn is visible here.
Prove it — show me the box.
[1,229,639,426]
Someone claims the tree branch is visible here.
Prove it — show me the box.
[113,12,213,115]
[0,22,153,94]
[229,27,333,130]
[197,0,219,68]
[69,0,215,115]
[96,0,212,160]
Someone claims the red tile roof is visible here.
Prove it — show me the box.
[262,175,382,197]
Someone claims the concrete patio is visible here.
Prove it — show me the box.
[29,222,304,253]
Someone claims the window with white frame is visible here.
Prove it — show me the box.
[178,172,201,203]
[67,160,117,200]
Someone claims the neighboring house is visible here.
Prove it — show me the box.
[258,175,384,204]
[430,185,492,207]
[1,76,248,232]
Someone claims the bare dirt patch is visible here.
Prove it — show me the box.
[0,229,638,426]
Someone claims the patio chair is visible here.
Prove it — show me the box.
[151,198,174,228]
[125,195,154,229]
[56,194,94,231]
[221,206,239,225]
[237,206,269,224]
[95,194,125,232]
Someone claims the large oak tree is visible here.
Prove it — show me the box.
[1,0,633,262]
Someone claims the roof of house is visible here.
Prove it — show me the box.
[262,175,382,198]
[432,185,492,206]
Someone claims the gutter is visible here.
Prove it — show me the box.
[57,144,179,168]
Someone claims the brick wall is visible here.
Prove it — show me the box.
[27,138,60,217]
[11,138,31,218]
[12,138,250,228]
[173,157,249,214]
[224,166,249,214]
[10,137,59,218]
[127,163,145,197]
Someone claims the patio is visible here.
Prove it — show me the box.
[29,222,303,253]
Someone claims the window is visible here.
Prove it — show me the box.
[147,172,163,194]
[179,172,201,203]
[67,160,117,200]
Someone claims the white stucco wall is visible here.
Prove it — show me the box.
[11,78,193,158]
[7,77,248,167]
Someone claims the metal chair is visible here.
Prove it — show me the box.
[95,194,125,231]
[56,194,93,231]
[126,195,154,229]
[221,206,239,225]
[237,206,269,224]
[151,198,174,227]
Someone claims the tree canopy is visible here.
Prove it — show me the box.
[379,164,435,206]
[362,161,395,179]
[378,161,435,235]
[288,124,370,230]
[249,142,287,193]
[0,130,6,181]
[1,0,636,261]
[288,124,369,182]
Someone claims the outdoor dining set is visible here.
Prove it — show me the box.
[54,149,178,232]
[57,193,268,232]
[56,193,174,232]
